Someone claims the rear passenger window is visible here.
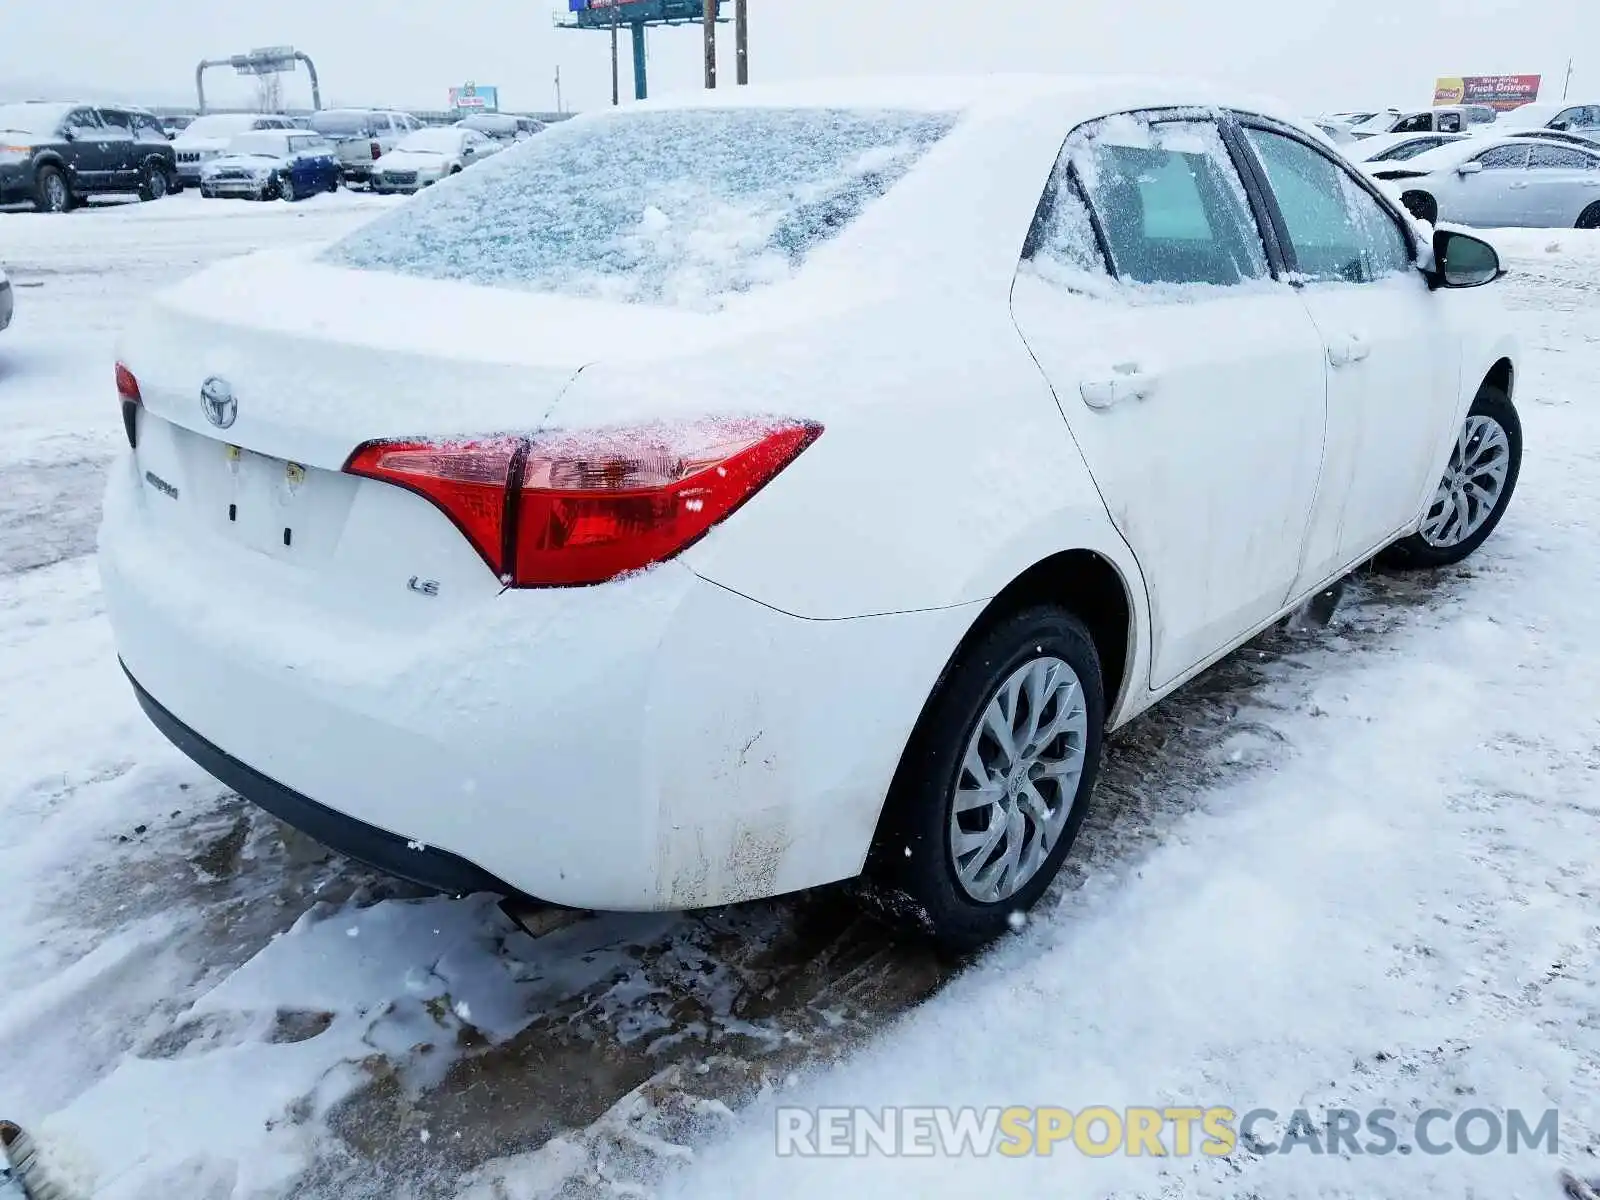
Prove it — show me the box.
[1528,144,1595,169]
[1029,116,1268,291]
[1244,127,1411,283]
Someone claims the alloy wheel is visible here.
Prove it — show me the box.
[948,656,1089,904]
[1420,414,1512,548]
[44,175,68,212]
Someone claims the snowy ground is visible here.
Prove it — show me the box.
[1,196,1597,1199]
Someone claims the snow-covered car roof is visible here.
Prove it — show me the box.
[1494,102,1569,129]
[177,113,283,142]
[0,101,74,138]
[617,73,1285,123]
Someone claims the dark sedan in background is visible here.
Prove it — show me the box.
[0,101,179,212]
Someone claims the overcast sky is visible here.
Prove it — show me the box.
[0,0,1588,116]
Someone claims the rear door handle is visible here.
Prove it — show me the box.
[1508,181,1529,190]
[1080,363,1159,409]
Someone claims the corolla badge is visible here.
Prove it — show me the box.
[200,376,238,429]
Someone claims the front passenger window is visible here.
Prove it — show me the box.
[1476,145,1531,170]
[1244,127,1411,282]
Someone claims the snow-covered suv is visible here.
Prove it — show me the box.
[0,101,178,212]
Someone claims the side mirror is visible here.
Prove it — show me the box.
[1456,160,1483,176]
[1428,229,1503,289]
[60,128,76,143]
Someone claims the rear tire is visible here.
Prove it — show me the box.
[863,606,1106,953]
[137,162,171,202]
[279,173,297,202]
[34,166,70,214]
[1578,202,1600,230]
[1381,383,1521,569]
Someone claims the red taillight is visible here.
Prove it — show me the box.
[115,361,142,449]
[345,419,821,587]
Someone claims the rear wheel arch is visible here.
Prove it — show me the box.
[865,547,1134,862]
[973,550,1133,717]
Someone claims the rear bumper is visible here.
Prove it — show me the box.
[341,163,375,182]
[0,281,12,331]
[126,664,513,897]
[98,453,973,910]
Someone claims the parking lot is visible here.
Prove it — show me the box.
[2,181,1600,1198]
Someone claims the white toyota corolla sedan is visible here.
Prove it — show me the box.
[101,77,1521,950]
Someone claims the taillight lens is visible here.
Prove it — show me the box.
[345,419,821,587]
[115,361,142,449]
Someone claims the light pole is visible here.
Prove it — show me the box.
[735,0,748,84]
[703,0,717,88]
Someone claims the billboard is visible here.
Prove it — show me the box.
[449,83,500,112]
[1433,75,1541,111]
[567,0,714,22]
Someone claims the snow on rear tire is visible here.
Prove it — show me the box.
[863,606,1106,953]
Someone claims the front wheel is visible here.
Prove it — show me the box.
[1382,383,1522,569]
[278,173,297,202]
[1578,202,1600,231]
[863,606,1106,953]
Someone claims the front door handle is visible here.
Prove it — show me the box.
[1080,363,1159,409]
[1508,181,1529,190]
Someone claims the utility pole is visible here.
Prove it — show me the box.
[610,7,620,105]
[735,0,748,85]
[554,65,563,114]
[703,0,717,89]
[1563,58,1575,101]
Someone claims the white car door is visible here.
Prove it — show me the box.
[1237,122,1459,588]
[1449,143,1533,226]
[1523,141,1600,225]
[1010,114,1329,689]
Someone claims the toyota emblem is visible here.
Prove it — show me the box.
[200,377,238,429]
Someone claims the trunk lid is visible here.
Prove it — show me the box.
[118,250,787,604]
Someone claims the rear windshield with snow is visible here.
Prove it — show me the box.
[322,107,958,310]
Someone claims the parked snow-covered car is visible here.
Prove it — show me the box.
[1493,101,1600,138]
[173,113,296,187]
[308,109,422,186]
[1351,131,1468,164]
[102,79,1521,950]
[0,265,12,333]
[1503,128,1600,150]
[371,127,500,193]
[454,113,546,144]
[199,130,342,201]
[1371,135,1600,229]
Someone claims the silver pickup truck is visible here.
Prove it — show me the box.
[307,109,422,186]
